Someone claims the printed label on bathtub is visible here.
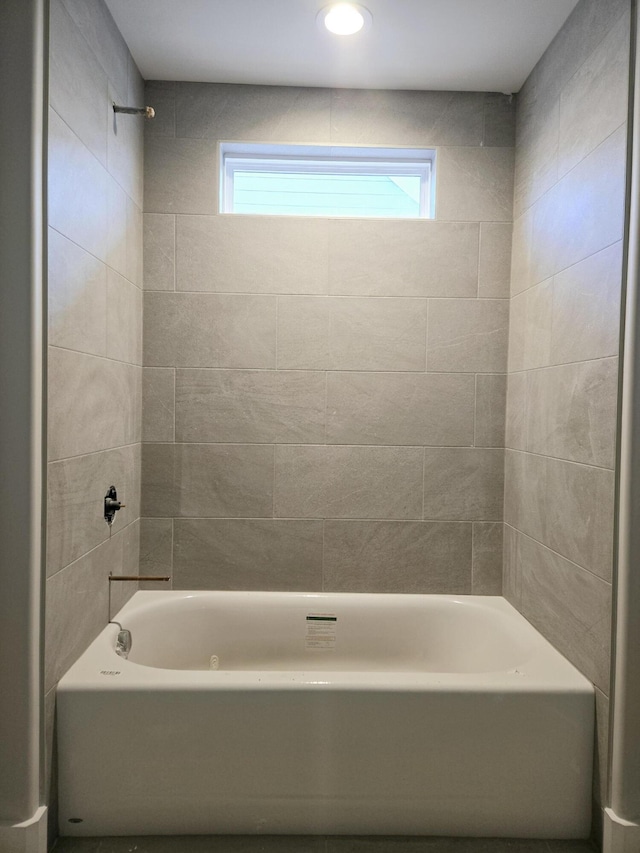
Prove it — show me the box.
[305,613,337,651]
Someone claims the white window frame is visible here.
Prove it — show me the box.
[220,142,436,219]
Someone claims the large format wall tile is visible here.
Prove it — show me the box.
[531,124,627,282]
[550,241,623,365]
[176,82,331,142]
[107,176,128,279]
[142,443,274,518]
[144,81,176,138]
[48,348,141,461]
[61,0,130,100]
[176,215,329,294]
[48,227,107,357]
[427,299,509,373]
[472,522,503,594]
[507,281,553,373]
[543,456,615,581]
[326,372,475,447]
[475,375,507,447]
[483,93,516,147]
[144,292,277,368]
[505,373,527,451]
[142,368,175,443]
[126,196,143,288]
[510,206,535,295]
[503,450,547,542]
[504,451,615,581]
[558,12,629,179]
[520,0,629,115]
[330,89,485,146]
[173,519,324,590]
[277,296,427,371]
[323,521,472,593]
[526,358,618,468]
[519,533,612,692]
[514,96,559,219]
[328,220,479,298]
[49,107,109,261]
[478,223,512,298]
[274,445,424,519]
[423,448,504,521]
[47,444,140,576]
[437,147,515,221]
[50,0,108,165]
[139,518,173,581]
[110,519,142,614]
[176,369,326,444]
[108,80,144,208]
[106,269,143,365]
[144,213,175,291]
[45,536,115,692]
[144,137,217,214]
[502,523,522,609]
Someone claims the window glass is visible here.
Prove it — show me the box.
[221,144,435,219]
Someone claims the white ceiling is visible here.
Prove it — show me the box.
[105,0,580,93]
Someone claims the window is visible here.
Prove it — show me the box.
[220,143,435,219]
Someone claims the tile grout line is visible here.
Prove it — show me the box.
[172,367,177,443]
[505,524,613,588]
[173,213,177,291]
[47,517,141,583]
[424,298,429,372]
[275,294,279,370]
[421,447,426,522]
[321,518,326,593]
[471,521,476,593]
[504,445,615,473]
[272,443,277,520]
[170,516,175,588]
[473,373,478,448]
[477,220,482,298]
[513,117,626,221]
[150,289,511,301]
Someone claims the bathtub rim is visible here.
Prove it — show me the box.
[57,591,595,695]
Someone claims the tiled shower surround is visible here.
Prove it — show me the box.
[46,0,144,840]
[503,0,630,822]
[140,85,515,594]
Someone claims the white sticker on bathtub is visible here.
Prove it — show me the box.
[305,614,337,651]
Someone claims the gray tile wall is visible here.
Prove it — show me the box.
[141,83,515,597]
[503,0,630,828]
[47,0,144,840]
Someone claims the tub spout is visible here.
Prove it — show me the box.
[115,629,132,659]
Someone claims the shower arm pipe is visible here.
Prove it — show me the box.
[607,0,640,846]
[112,103,155,119]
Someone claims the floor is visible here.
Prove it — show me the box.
[52,836,598,853]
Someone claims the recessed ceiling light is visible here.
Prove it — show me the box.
[318,3,372,36]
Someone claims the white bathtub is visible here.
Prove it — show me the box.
[57,591,594,838]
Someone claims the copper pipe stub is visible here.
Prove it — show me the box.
[109,575,170,582]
